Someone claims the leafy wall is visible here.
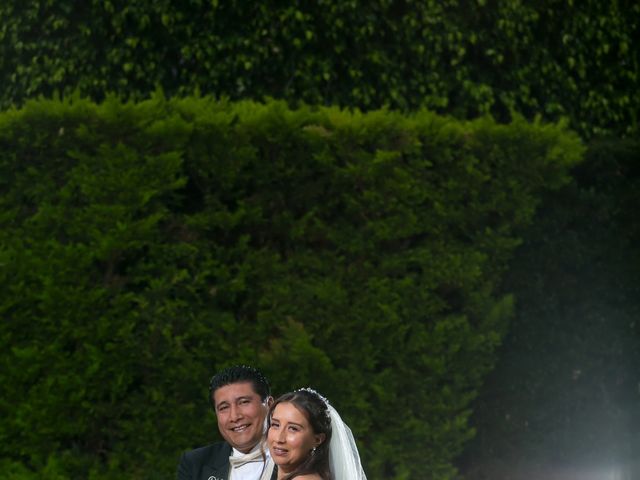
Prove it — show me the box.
[1,0,637,138]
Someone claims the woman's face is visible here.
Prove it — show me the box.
[268,402,325,475]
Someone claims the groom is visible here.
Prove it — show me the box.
[177,365,276,480]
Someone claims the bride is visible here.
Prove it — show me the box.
[266,388,367,480]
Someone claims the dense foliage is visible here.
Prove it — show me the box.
[458,139,640,478]
[0,97,582,479]
[0,0,638,138]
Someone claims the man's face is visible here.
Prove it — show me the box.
[213,381,271,453]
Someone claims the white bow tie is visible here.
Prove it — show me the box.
[229,448,265,469]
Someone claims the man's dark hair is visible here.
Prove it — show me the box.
[208,365,271,407]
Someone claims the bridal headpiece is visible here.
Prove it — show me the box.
[295,387,331,415]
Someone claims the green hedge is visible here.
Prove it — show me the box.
[0,0,637,139]
[0,96,582,479]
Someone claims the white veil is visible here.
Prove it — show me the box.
[327,404,367,480]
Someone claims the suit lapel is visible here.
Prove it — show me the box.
[203,443,231,480]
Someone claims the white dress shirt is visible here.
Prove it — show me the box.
[229,443,274,480]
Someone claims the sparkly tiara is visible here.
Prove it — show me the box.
[295,387,330,408]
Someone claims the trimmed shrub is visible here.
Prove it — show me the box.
[0,96,582,479]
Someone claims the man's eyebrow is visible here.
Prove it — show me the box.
[216,395,254,407]
[236,395,254,402]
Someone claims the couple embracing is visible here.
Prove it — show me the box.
[177,365,367,480]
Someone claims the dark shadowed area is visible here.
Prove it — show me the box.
[458,139,640,480]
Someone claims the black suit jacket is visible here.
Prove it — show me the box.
[177,442,277,480]
[177,442,231,480]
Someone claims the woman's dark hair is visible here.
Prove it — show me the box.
[268,389,332,480]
